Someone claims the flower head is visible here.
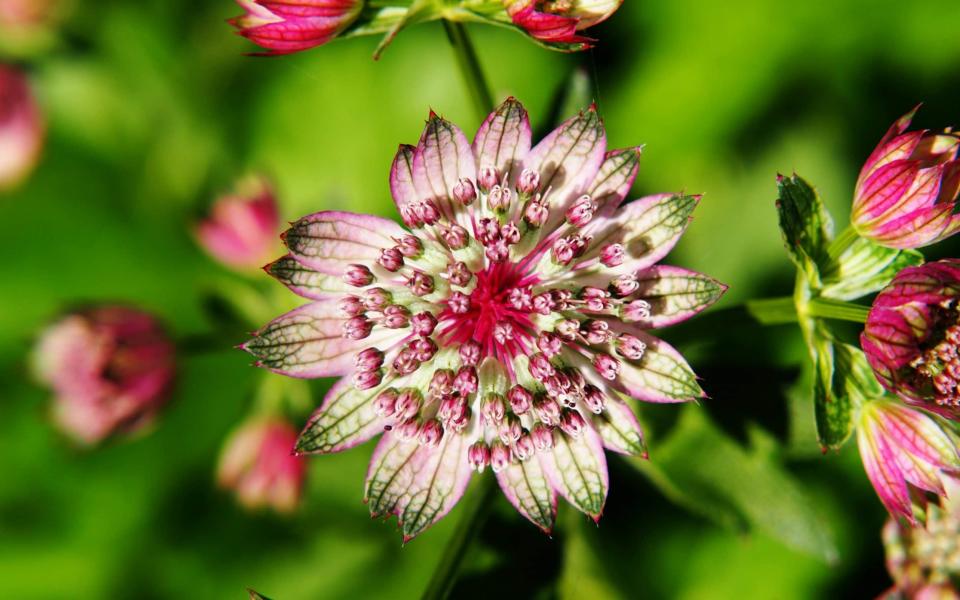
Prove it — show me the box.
[857,399,960,524]
[502,0,623,50]
[196,176,280,270]
[244,98,725,539]
[0,64,44,191]
[883,478,960,598]
[862,260,960,416]
[851,108,960,249]
[218,417,307,512]
[229,0,363,56]
[33,305,176,444]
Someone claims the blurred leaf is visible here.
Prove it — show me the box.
[819,235,924,301]
[775,174,833,287]
[557,514,624,600]
[632,408,837,562]
[247,589,272,600]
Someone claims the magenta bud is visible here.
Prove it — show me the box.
[398,417,422,441]
[478,166,499,191]
[555,319,580,341]
[610,274,640,297]
[429,369,455,397]
[409,337,438,362]
[501,221,521,244]
[559,409,587,438]
[623,299,652,321]
[531,423,555,452]
[454,366,478,395]
[532,292,556,315]
[584,319,611,345]
[534,396,562,426]
[517,168,540,195]
[529,352,556,381]
[468,441,491,472]
[197,176,279,270]
[508,286,533,311]
[397,234,423,258]
[583,384,606,414]
[490,441,512,473]
[441,224,469,249]
[513,433,535,461]
[363,288,392,311]
[448,291,471,314]
[418,419,444,447]
[394,390,423,420]
[566,194,597,227]
[353,369,382,390]
[482,393,506,425]
[616,334,647,360]
[493,322,515,344]
[377,247,405,272]
[507,385,533,414]
[342,316,372,340]
[497,414,522,444]
[374,389,399,418]
[343,264,374,287]
[523,199,549,228]
[459,340,482,366]
[593,353,621,380]
[354,347,385,371]
[392,348,420,376]
[383,304,411,329]
[407,270,435,296]
[445,261,473,286]
[488,185,512,212]
[411,311,438,337]
[338,295,364,317]
[453,177,477,205]
[600,243,625,267]
[229,0,364,56]
[536,332,563,358]
[217,418,306,513]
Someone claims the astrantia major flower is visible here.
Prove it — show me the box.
[243,98,726,539]
[502,0,623,50]
[862,260,960,418]
[229,0,363,56]
[851,108,960,250]
[857,399,960,524]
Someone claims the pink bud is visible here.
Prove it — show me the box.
[497,414,522,444]
[583,384,606,414]
[454,366,478,395]
[517,168,540,195]
[363,287,392,311]
[343,264,374,287]
[514,433,536,461]
[489,442,512,472]
[493,322,515,344]
[392,348,420,375]
[394,390,423,420]
[584,320,610,345]
[448,291,471,314]
[217,418,305,513]
[610,274,639,297]
[196,176,279,270]
[411,311,438,337]
[0,66,44,191]
[33,305,175,444]
[537,332,563,358]
[342,316,372,340]
[338,295,364,317]
[398,417,422,441]
[459,340,482,366]
[523,199,549,228]
[453,177,477,205]
[478,166,499,191]
[418,419,444,447]
[532,292,555,315]
[501,221,521,244]
[508,385,533,414]
[528,352,556,381]
[373,389,399,417]
[488,185,512,212]
[482,393,506,425]
[354,347,384,371]
[534,396,562,426]
[531,423,555,451]
[623,299,652,321]
[593,353,621,380]
[229,0,364,56]
[407,270,435,296]
[416,200,440,225]
[565,194,597,227]
[382,304,411,329]
[485,240,510,263]
[468,441,491,472]
[441,224,469,249]
[616,334,646,360]
[555,319,580,341]
[429,369,455,397]
[353,369,382,390]
[508,286,534,311]
[409,337,438,362]
[396,234,423,257]
[600,243,625,267]
[445,261,473,286]
[377,247,404,272]
[503,0,621,47]
[559,409,587,438]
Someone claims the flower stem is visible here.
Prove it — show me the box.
[806,297,870,323]
[745,296,798,325]
[443,20,494,121]
[827,225,860,261]
[421,475,496,600]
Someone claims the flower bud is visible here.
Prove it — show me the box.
[363,287,392,311]
[490,441,512,473]
[373,389,399,418]
[353,369,382,390]
[396,234,423,258]
[468,441,491,472]
[418,419,444,447]
[440,224,469,249]
[342,316,372,340]
[382,304,411,329]
[592,353,620,380]
[531,423,555,451]
[502,0,622,49]
[523,199,549,228]
[0,66,43,191]
[507,385,533,414]
[343,264,374,287]
[411,311,438,337]
[448,291,471,314]
[478,166,499,191]
[616,334,646,360]
[229,0,364,56]
[338,295,364,317]
[559,409,587,438]
[377,247,404,272]
[354,347,384,371]
[514,433,536,461]
[459,340,482,367]
[394,390,423,420]
[454,366,478,395]
[217,418,306,513]
[453,177,477,205]
[407,270,435,296]
[482,393,506,425]
[197,176,279,270]
[600,243,625,267]
[33,305,175,444]
[517,168,540,195]
[566,194,597,227]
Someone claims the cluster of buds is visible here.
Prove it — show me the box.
[851,107,960,249]
[32,305,176,444]
[217,418,307,513]
[195,176,280,270]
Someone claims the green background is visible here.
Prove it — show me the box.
[3,0,960,597]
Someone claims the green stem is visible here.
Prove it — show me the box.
[442,20,494,121]
[745,296,798,325]
[806,297,870,323]
[827,225,860,261]
[421,476,496,600]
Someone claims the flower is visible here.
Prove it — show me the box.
[857,399,960,524]
[882,477,960,599]
[196,176,280,270]
[33,305,176,444]
[228,0,363,56]
[862,260,960,416]
[243,97,726,539]
[851,108,960,249]
[217,418,307,513]
[0,64,44,191]
[0,0,63,56]
[502,0,623,50]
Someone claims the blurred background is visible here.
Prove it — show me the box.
[3,0,960,597]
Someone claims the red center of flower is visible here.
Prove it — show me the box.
[438,261,538,362]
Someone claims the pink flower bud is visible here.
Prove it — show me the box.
[373,389,399,417]
[229,0,364,56]
[338,295,364,317]
[485,240,510,263]
[411,311,438,337]
[445,261,473,286]
[507,385,533,414]
[397,417,421,441]
[454,366,479,395]
[468,441,491,472]
[488,185,512,212]
[396,234,423,258]
[552,234,589,265]
[416,200,441,225]
[529,352,556,381]
[610,274,639,297]
[600,243,625,267]
[493,322,515,344]
[477,217,501,245]
[531,423,555,451]
[459,340,482,366]
[537,332,563,358]
[438,394,468,423]
[489,441,512,473]
[429,369,455,397]
[353,369,382,390]
[394,390,423,420]
[502,0,621,48]
[392,348,420,375]
[559,409,587,438]
[532,292,555,315]
[418,419,444,447]
[508,286,533,311]
[407,270,435,296]
[497,413,522,444]
[342,316,372,340]
[453,177,477,205]
[593,353,620,380]
[0,66,44,191]
[566,194,597,227]
[33,305,175,444]
[478,166,499,191]
[354,347,384,371]
[514,433,536,461]
[517,168,540,195]
[623,299,652,322]
[583,384,606,414]
[448,291,471,314]
[482,393,506,425]
[409,337,438,362]
[217,418,306,513]
[441,224,469,249]
[363,287,392,311]
[382,304,411,329]
[555,318,580,341]
[377,247,404,272]
[534,396,562,426]
[616,334,646,360]
[584,319,610,345]
[196,176,279,270]
[343,264,374,287]
[523,199,549,228]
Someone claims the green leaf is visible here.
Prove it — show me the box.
[631,408,837,562]
[812,338,882,450]
[819,236,924,301]
[775,174,833,286]
[558,514,626,600]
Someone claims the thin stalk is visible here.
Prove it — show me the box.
[745,296,799,325]
[827,225,860,261]
[421,475,497,600]
[807,297,870,323]
[442,20,494,121]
